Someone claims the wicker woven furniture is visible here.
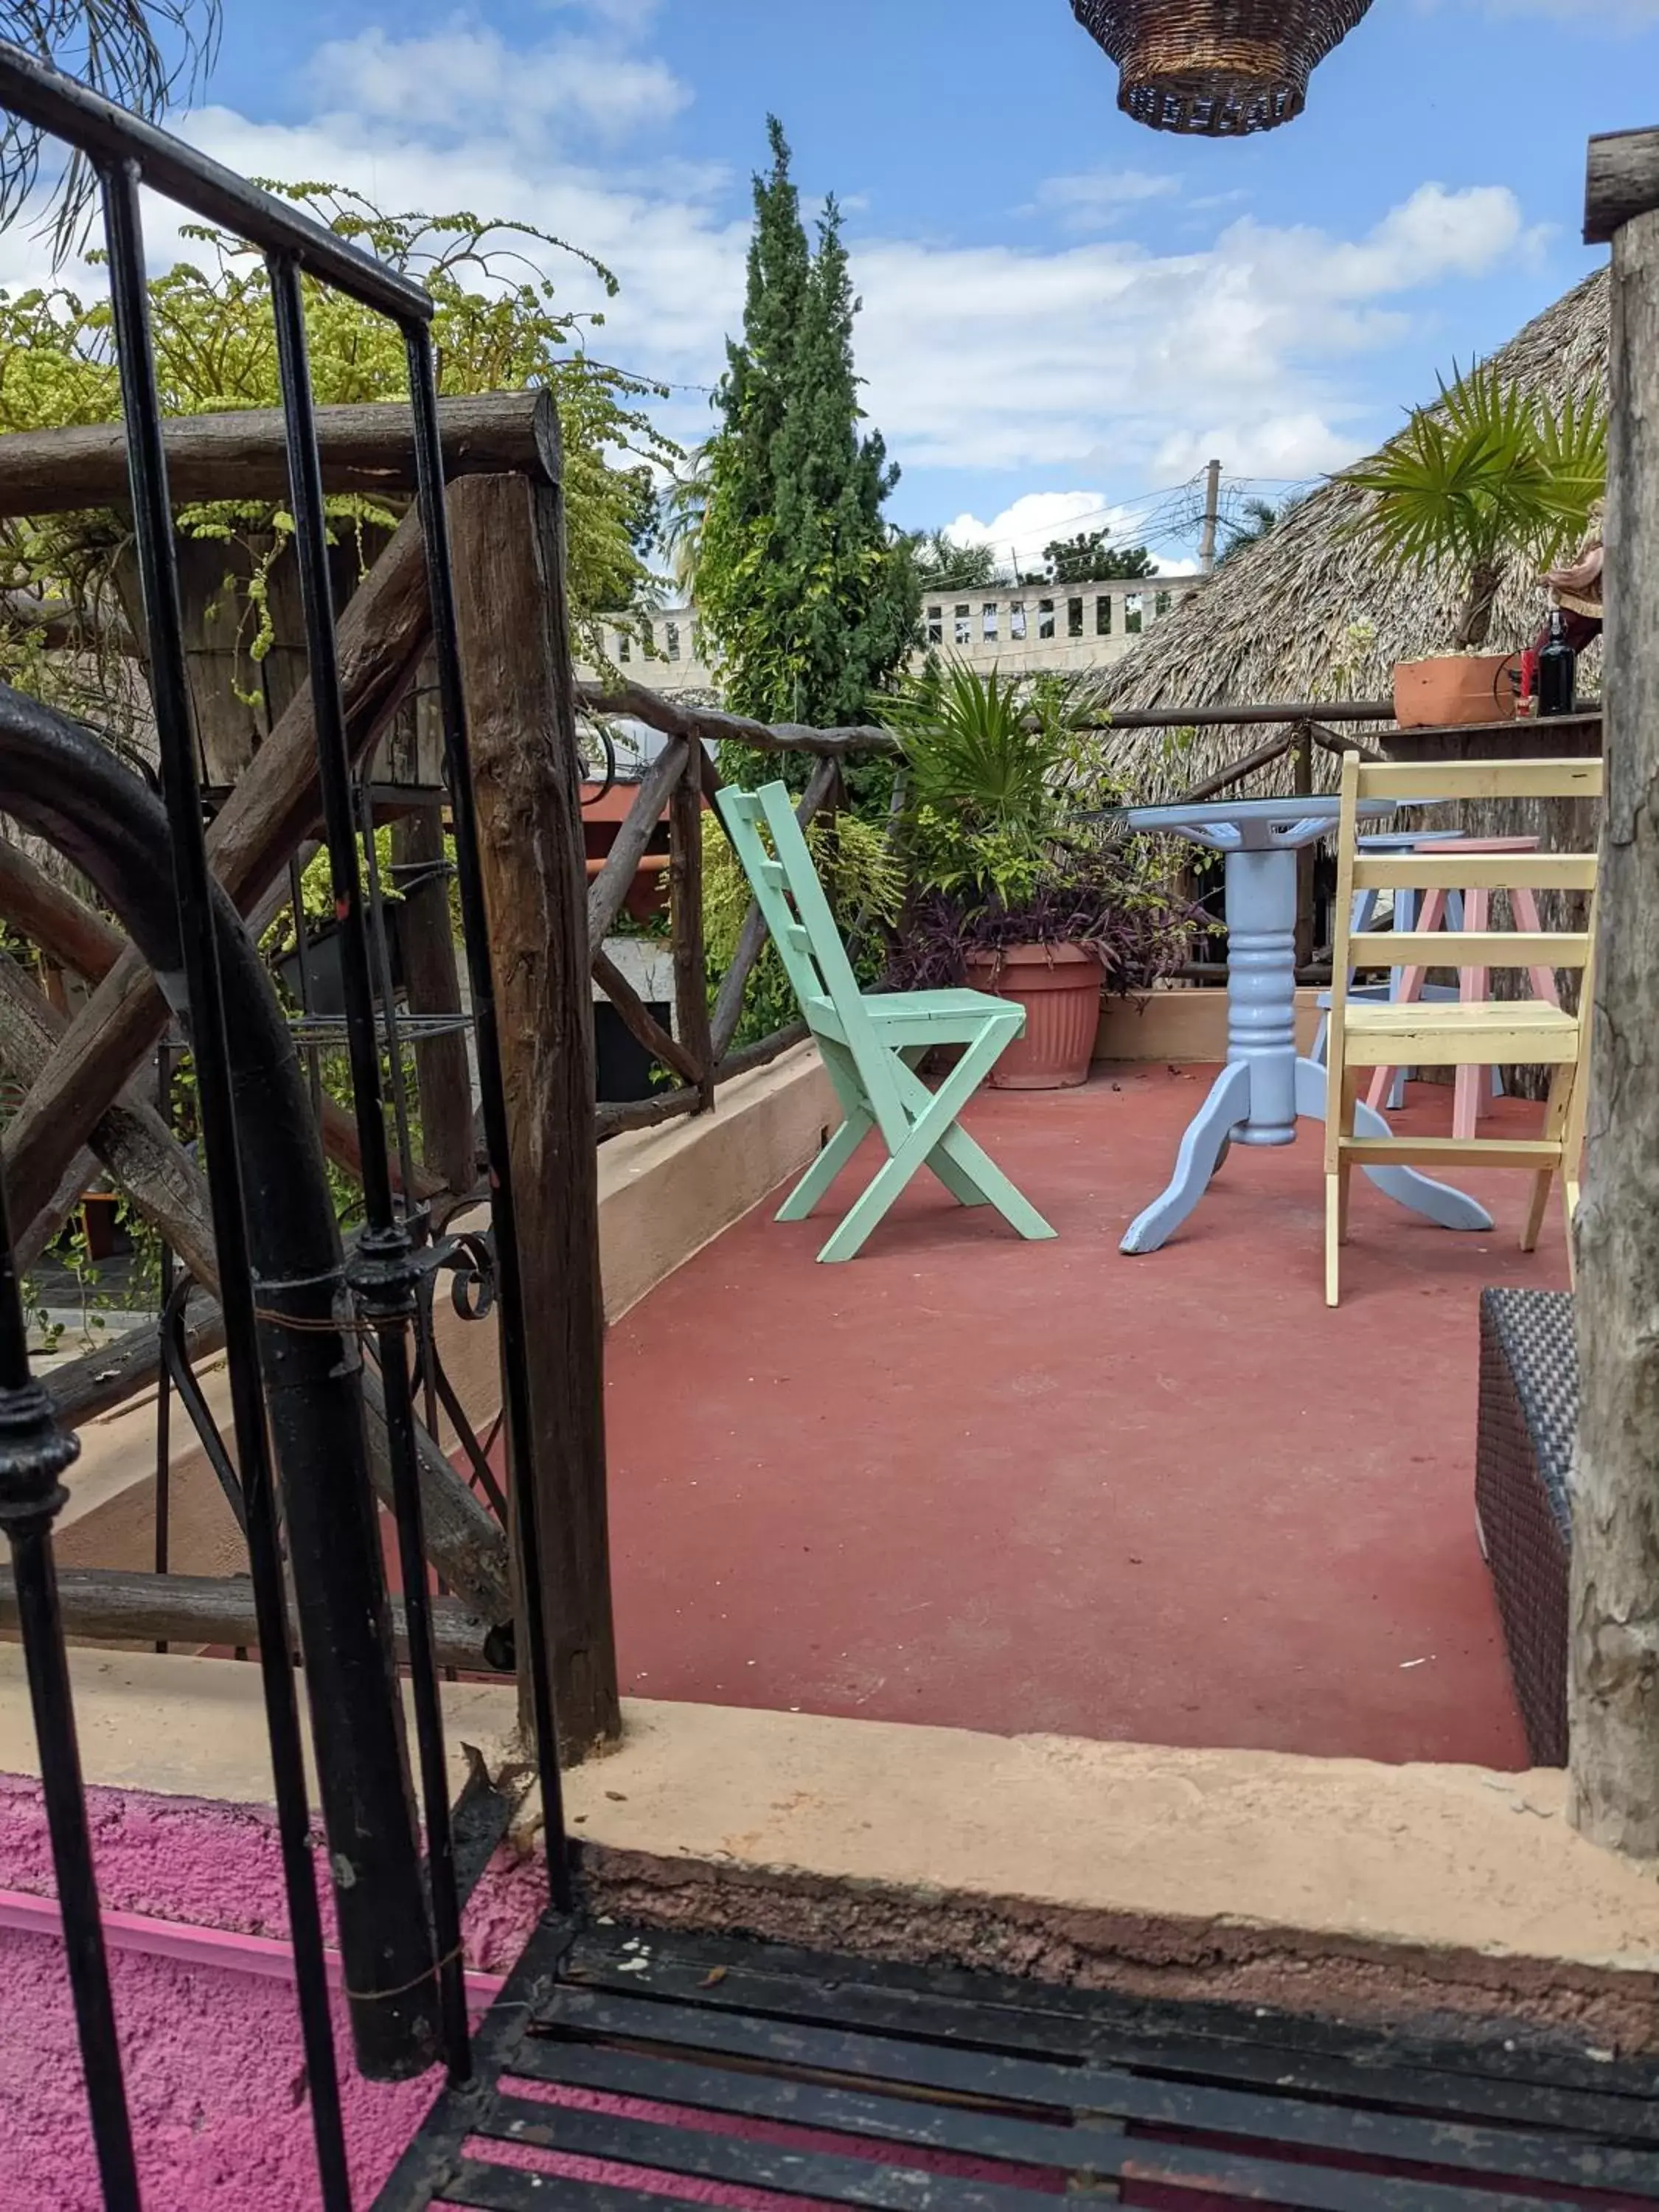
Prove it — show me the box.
[1071,0,1375,135]
[1476,1287,1576,1767]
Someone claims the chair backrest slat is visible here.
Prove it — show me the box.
[715,783,899,1117]
[1329,751,1601,1045]
[1352,853,1598,893]
[1348,931,1594,970]
[1356,759,1603,804]
[716,785,835,1009]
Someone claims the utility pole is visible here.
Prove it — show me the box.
[1198,458,1222,575]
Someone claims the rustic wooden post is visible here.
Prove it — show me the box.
[392,799,476,1195]
[1293,721,1315,973]
[448,467,620,1759]
[669,768,715,1112]
[1569,130,1659,1854]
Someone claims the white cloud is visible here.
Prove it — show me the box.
[846,182,1532,479]
[945,492,1131,566]
[1034,169,1181,231]
[0,14,1544,517]
[305,22,690,147]
[945,493,1201,576]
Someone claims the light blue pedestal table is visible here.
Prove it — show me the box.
[1114,797,1495,1256]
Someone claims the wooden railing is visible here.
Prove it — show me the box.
[576,679,897,1141]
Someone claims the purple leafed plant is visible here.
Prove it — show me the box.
[883,848,1208,993]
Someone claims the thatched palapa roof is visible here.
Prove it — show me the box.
[1086,268,1610,801]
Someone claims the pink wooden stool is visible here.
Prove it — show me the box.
[1368,835,1561,1138]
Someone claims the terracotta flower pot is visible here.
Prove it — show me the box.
[1392,653,1518,729]
[966,942,1102,1090]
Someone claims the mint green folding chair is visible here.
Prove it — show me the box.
[717,780,1058,1262]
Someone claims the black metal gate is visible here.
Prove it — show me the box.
[0,41,569,2209]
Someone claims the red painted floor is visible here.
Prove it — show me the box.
[602,1065,1564,1770]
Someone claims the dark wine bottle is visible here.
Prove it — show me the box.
[1537,609,1576,718]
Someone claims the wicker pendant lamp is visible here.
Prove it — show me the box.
[1072,0,1374,135]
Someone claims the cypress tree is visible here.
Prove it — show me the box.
[698,118,917,729]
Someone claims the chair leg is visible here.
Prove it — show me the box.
[1337,1072,1357,1246]
[778,1041,873,1221]
[888,1040,1054,1236]
[778,1107,872,1220]
[817,1025,1048,1261]
[1523,1064,1573,1253]
[931,1120,1057,1240]
[1522,1163,1555,1255]
[1326,1075,1357,1306]
[1453,888,1491,1141]
[888,1048,990,1208]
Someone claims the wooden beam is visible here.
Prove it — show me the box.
[585,740,686,950]
[1,501,431,1245]
[392,799,476,1195]
[451,468,620,1760]
[709,757,838,1060]
[48,1302,226,1428]
[1585,127,1659,245]
[591,947,702,1088]
[0,840,126,981]
[669,773,715,1112]
[578,678,895,759]
[0,391,560,521]
[1570,201,1659,1854]
[1310,723,1388,763]
[0,952,220,1284]
[0,842,442,1206]
[1172,728,1294,808]
[0,1567,505,1672]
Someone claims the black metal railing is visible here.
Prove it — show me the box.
[0,41,568,2208]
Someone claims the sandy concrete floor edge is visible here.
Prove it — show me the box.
[7,1654,1658,2046]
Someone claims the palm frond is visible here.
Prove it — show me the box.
[1,1,223,262]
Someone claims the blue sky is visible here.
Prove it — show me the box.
[31,0,1658,570]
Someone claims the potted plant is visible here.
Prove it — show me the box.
[1343,362,1604,730]
[265,829,405,1016]
[883,663,1197,1088]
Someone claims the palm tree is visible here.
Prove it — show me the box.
[660,441,712,597]
[908,527,997,592]
[1,3,222,260]
[1344,362,1604,649]
[1216,496,1281,566]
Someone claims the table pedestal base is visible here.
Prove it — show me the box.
[1120,1057,1495,1256]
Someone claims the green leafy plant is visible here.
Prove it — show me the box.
[878,658,1200,988]
[0,183,675,742]
[881,661,1081,909]
[260,827,403,964]
[1343,361,1606,650]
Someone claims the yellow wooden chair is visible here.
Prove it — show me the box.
[1323,753,1601,1307]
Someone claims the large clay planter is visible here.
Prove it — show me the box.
[1392,653,1518,729]
[966,942,1102,1090]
